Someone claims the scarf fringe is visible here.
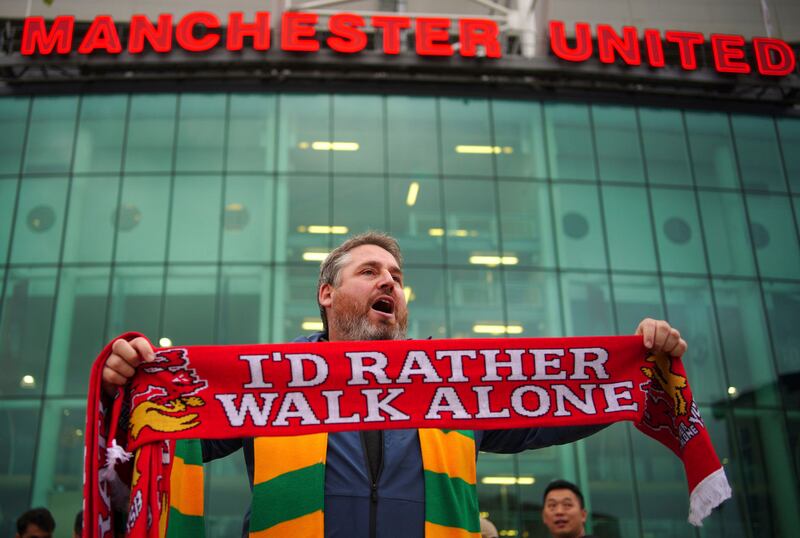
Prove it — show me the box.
[688,467,732,526]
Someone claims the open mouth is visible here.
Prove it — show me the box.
[371,296,394,315]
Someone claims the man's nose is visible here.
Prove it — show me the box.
[376,269,395,289]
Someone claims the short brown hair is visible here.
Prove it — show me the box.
[317,231,403,334]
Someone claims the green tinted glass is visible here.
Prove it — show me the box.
[106,265,164,341]
[168,175,223,263]
[745,193,800,279]
[62,176,120,264]
[73,94,127,174]
[333,95,384,175]
[0,97,29,175]
[601,185,657,272]
[697,190,756,277]
[277,94,330,173]
[544,102,596,181]
[124,94,177,173]
[686,111,739,188]
[639,108,692,186]
[386,96,438,176]
[560,272,614,336]
[222,175,274,263]
[442,178,500,265]
[163,265,219,345]
[493,100,547,179]
[388,177,445,265]
[24,96,78,174]
[114,175,170,264]
[777,118,800,194]
[227,94,276,173]
[448,268,504,339]
[440,98,493,177]
[592,104,645,183]
[10,177,68,264]
[175,94,226,172]
[404,267,447,339]
[0,179,17,262]
[553,183,608,271]
[218,265,273,344]
[504,269,563,336]
[276,175,330,263]
[731,115,786,192]
[650,187,707,275]
[333,175,387,236]
[611,274,664,333]
[497,180,556,268]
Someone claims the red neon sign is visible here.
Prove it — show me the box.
[549,20,797,77]
[20,11,502,58]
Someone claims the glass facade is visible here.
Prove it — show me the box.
[0,92,798,537]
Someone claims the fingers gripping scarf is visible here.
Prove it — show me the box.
[83,333,731,537]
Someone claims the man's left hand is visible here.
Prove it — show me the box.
[635,318,687,357]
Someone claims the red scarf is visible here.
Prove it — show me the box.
[83,333,731,537]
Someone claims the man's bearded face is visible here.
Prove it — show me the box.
[324,245,408,341]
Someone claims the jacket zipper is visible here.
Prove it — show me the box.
[360,430,384,538]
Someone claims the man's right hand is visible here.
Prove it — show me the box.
[102,337,156,397]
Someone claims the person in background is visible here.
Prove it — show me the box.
[542,479,595,538]
[15,508,55,538]
[73,510,82,538]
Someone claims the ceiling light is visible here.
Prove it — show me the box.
[403,286,415,303]
[481,476,535,485]
[302,319,324,331]
[406,182,420,206]
[473,324,524,335]
[454,145,513,154]
[727,386,737,396]
[303,251,330,262]
[469,255,518,266]
[20,375,36,389]
[298,225,349,235]
[428,228,478,237]
[311,141,359,151]
[159,337,173,347]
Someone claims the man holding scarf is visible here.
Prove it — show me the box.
[100,231,688,537]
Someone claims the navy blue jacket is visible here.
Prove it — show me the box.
[202,333,607,537]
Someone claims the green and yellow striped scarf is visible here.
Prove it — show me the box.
[166,431,479,537]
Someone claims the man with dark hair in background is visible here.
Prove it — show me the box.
[542,479,595,538]
[15,508,55,538]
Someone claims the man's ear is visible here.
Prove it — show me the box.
[319,283,333,308]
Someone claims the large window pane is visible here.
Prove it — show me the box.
[73,94,127,174]
[650,187,707,275]
[560,272,614,336]
[0,268,57,396]
[592,105,645,183]
[697,190,757,277]
[388,177,445,265]
[731,115,786,192]
[611,274,663,333]
[498,181,556,268]
[448,268,504,338]
[277,94,330,174]
[163,266,218,345]
[222,175,274,263]
[0,179,17,262]
[0,97,29,175]
[205,443,252,536]
[762,281,800,408]
[124,94,177,173]
[46,267,111,397]
[404,267,447,340]
[63,176,120,264]
[0,401,40,536]
[9,177,68,264]
[585,425,640,537]
[602,185,657,272]
[745,193,800,279]
[168,175,223,263]
[274,176,330,263]
[553,183,608,271]
[714,278,779,407]
[493,100,547,179]
[272,264,321,342]
[333,176,387,236]
[544,102,596,181]
[218,265,272,344]
[663,276,727,404]
[23,96,78,174]
[686,111,739,188]
[106,266,164,341]
[442,179,500,265]
[504,269,563,336]
[227,94,276,173]
[114,176,170,264]
[175,94,226,173]
[332,95,384,174]
[441,98,493,177]
[639,108,692,186]
[386,96,438,176]
[777,117,800,194]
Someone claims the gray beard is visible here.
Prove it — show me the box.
[331,310,407,341]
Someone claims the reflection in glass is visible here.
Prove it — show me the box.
[560,272,614,336]
[386,96,438,176]
[124,94,177,172]
[222,175,274,263]
[592,104,645,183]
[761,281,800,408]
[639,108,692,186]
[697,190,756,277]
[440,98,493,177]
[650,187,707,275]
[277,94,330,173]
[442,179,500,265]
[745,194,800,279]
[333,176,386,236]
[493,99,547,179]
[106,265,164,341]
[218,265,272,344]
[0,402,40,536]
[10,177,68,264]
[333,95,384,174]
[63,176,120,264]
[611,274,663,334]
[448,268,504,338]
[73,94,127,174]
[553,184,607,270]
[686,111,738,188]
[731,115,786,192]
[163,265,218,346]
[168,175,223,263]
[601,185,657,272]
[504,269,563,337]
[0,268,57,396]
[227,94,276,173]
[175,94,226,172]
[275,175,330,263]
[544,102,596,181]
[497,181,556,268]
[24,96,78,174]
[115,176,171,263]
[388,177,445,265]
[403,267,447,339]
[777,118,800,194]
[0,97,29,175]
